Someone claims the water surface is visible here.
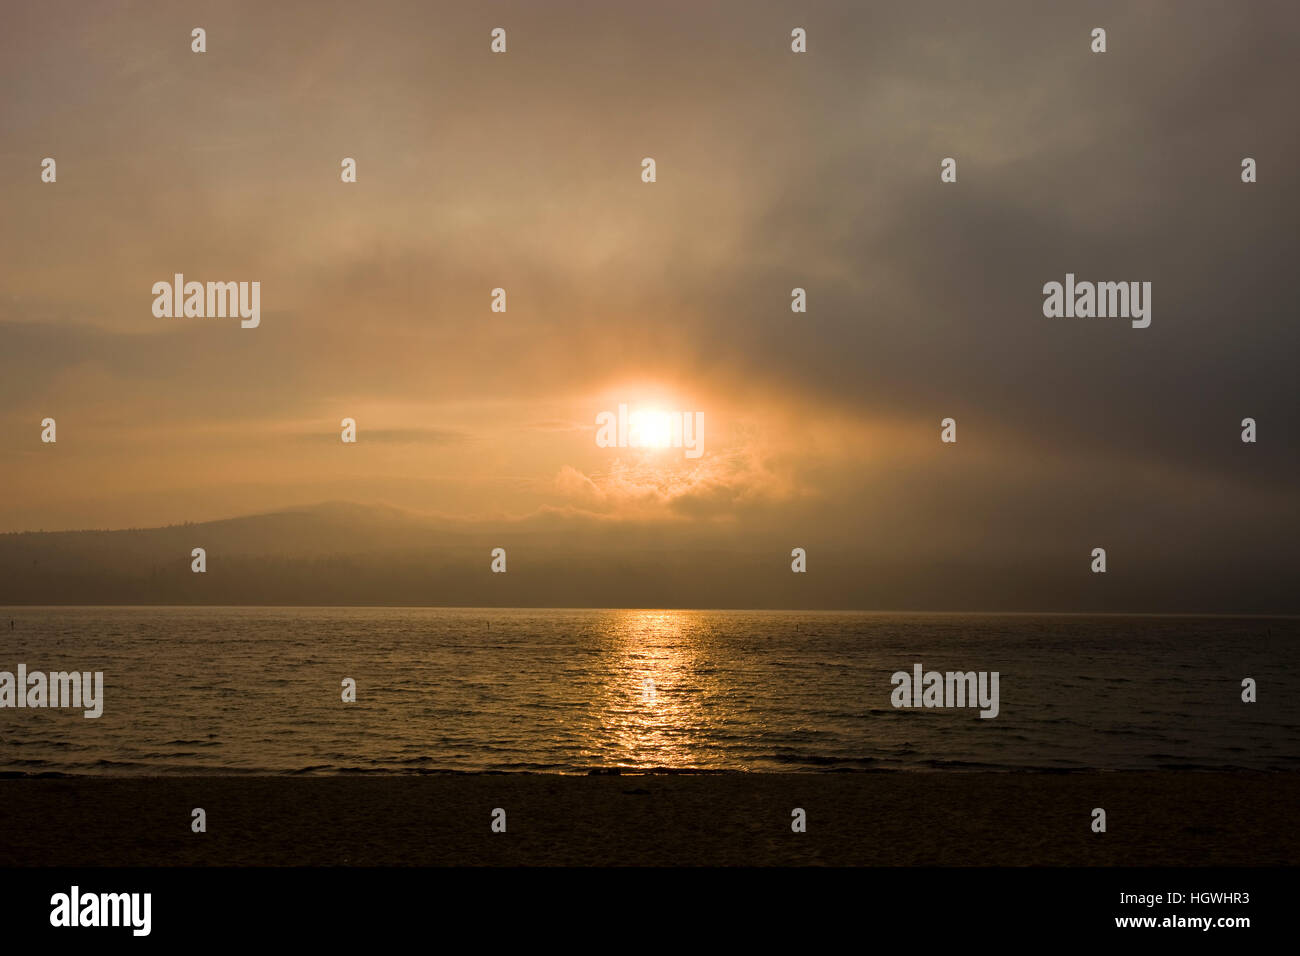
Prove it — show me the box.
[1,607,1295,774]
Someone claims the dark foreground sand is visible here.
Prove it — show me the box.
[1,772,1294,866]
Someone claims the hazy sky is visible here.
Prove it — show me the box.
[2,1,1297,609]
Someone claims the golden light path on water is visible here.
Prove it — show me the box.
[584,610,724,771]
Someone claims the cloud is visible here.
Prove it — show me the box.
[553,435,802,520]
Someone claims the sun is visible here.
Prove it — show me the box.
[629,408,673,449]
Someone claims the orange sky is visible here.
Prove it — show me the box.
[2,1,1297,610]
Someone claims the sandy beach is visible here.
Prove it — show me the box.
[2,771,1294,867]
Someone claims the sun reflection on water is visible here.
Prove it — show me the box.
[585,609,720,771]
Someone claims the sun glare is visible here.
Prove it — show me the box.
[629,408,673,449]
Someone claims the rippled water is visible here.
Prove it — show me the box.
[1,607,1296,774]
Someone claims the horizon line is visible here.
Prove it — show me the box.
[2,604,1297,619]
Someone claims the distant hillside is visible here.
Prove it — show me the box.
[2,502,1295,613]
[0,502,829,608]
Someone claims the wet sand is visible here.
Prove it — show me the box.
[1,771,1294,867]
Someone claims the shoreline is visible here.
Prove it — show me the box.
[0,766,1284,777]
